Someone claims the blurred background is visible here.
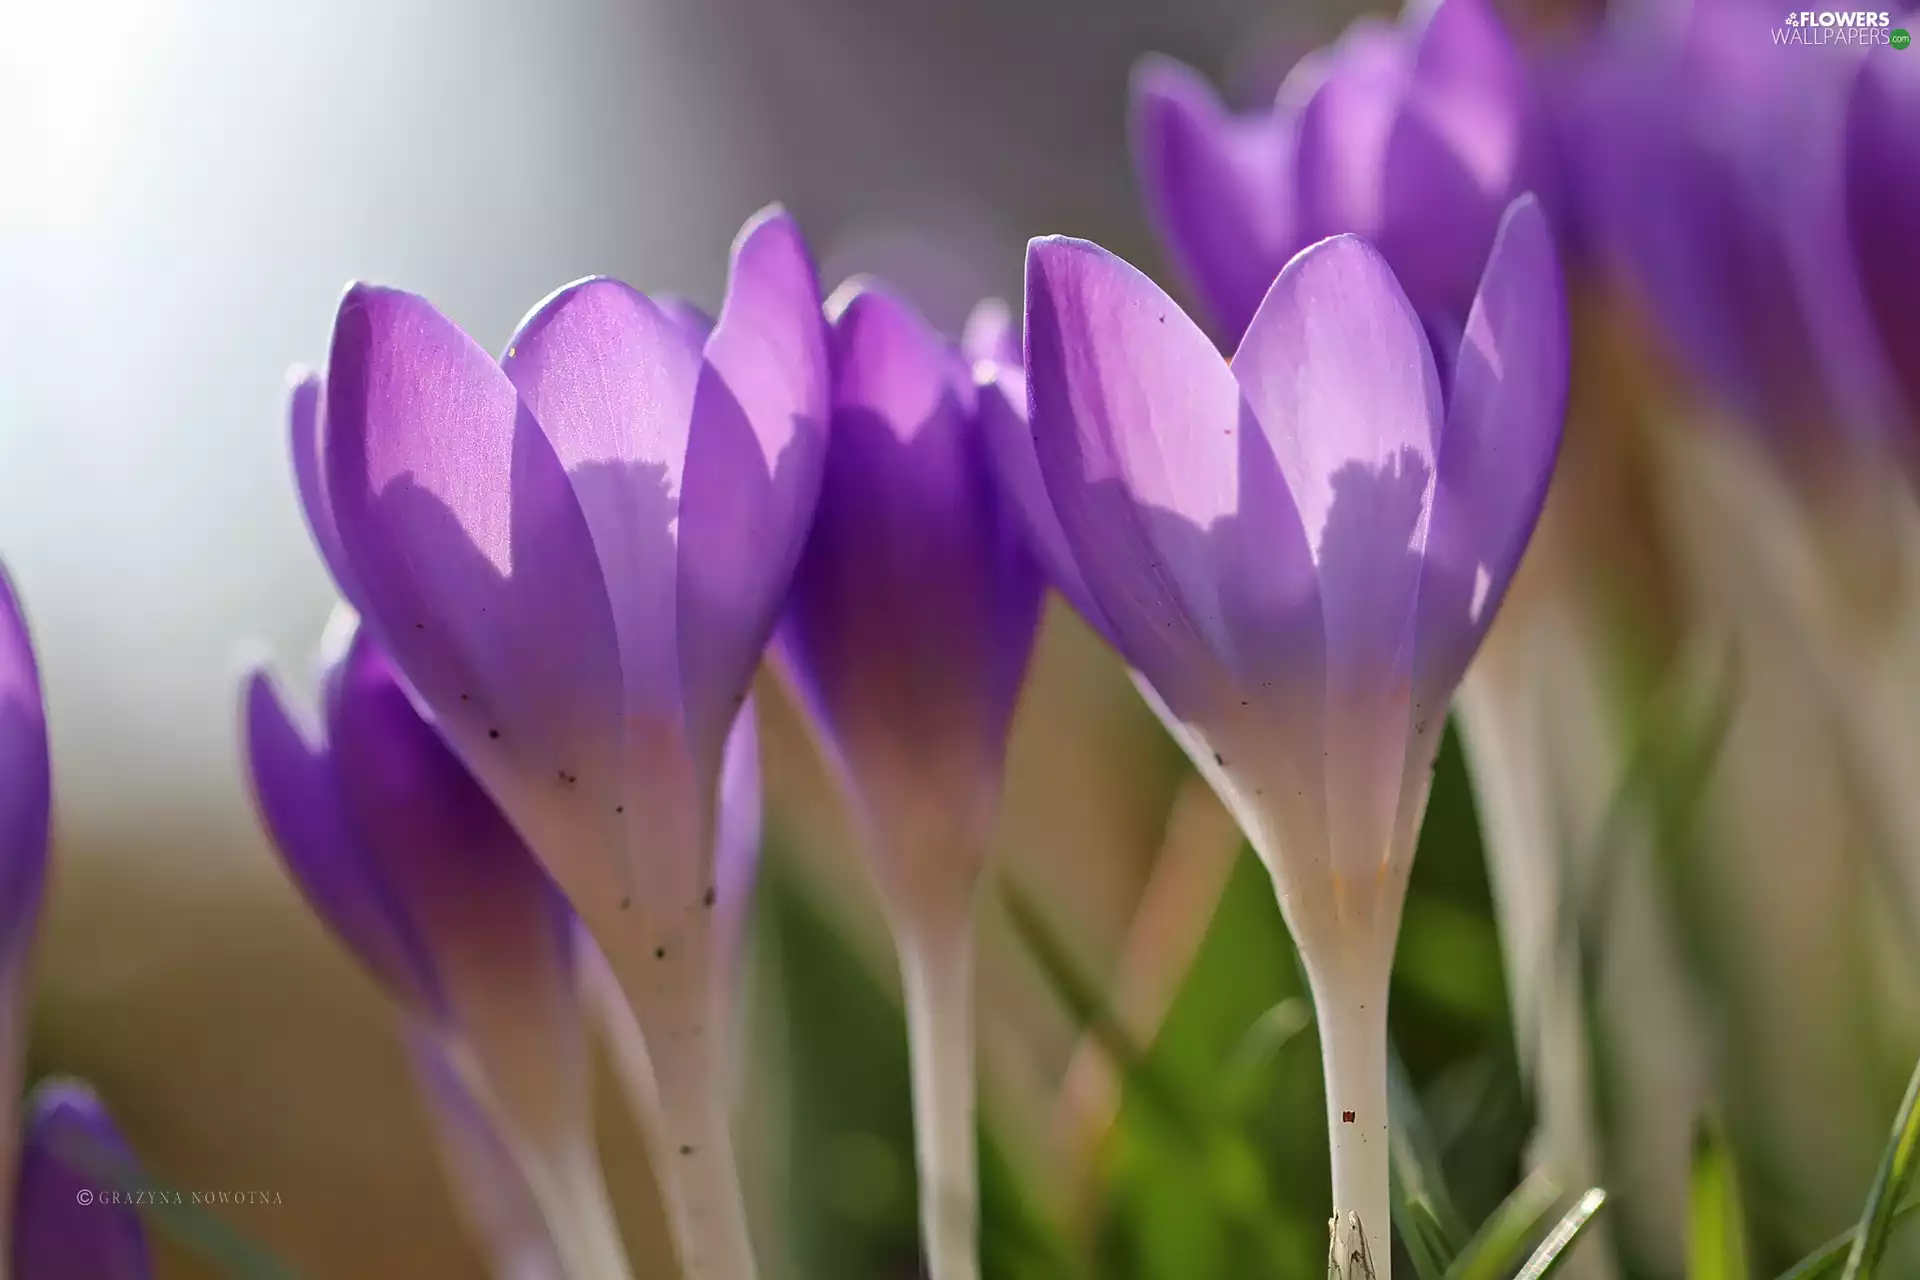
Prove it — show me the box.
[2,0,1917,1276]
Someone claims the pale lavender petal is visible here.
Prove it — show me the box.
[1233,234,1442,875]
[1024,236,1256,722]
[713,698,761,1008]
[781,283,1041,832]
[321,284,625,838]
[961,298,1020,370]
[12,1081,151,1280]
[976,365,1113,642]
[501,278,705,725]
[1130,56,1300,346]
[288,369,360,607]
[1415,196,1568,710]
[402,1022,563,1280]
[678,207,831,780]
[655,296,717,345]
[242,667,439,1013]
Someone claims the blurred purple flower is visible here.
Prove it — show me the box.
[1015,196,1566,1262]
[1845,46,1920,463]
[244,615,629,1276]
[1132,0,1540,348]
[0,566,50,1254]
[12,1081,150,1280]
[780,282,1042,887]
[1555,1,1901,463]
[296,204,821,1280]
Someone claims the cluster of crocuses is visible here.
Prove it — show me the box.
[0,573,158,1278]
[227,0,1566,1272]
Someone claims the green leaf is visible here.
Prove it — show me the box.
[1689,1116,1750,1280]
[1388,1043,1470,1277]
[1839,1052,1920,1280]
[1515,1190,1608,1280]
[1444,1169,1562,1280]
[1776,1196,1920,1280]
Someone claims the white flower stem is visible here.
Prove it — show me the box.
[897,906,981,1280]
[519,1144,634,1280]
[609,938,758,1280]
[1308,965,1391,1280]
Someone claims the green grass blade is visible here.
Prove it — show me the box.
[1689,1116,1750,1280]
[1388,1044,1471,1260]
[1840,1052,1920,1280]
[1444,1169,1562,1280]
[1515,1190,1607,1280]
[1777,1197,1920,1280]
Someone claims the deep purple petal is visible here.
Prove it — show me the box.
[242,666,439,1012]
[1847,49,1920,444]
[1130,56,1301,346]
[1024,236,1262,721]
[12,1082,152,1280]
[678,207,831,781]
[781,283,1042,837]
[1417,196,1567,709]
[0,566,48,953]
[502,278,705,725]
[961,298,1021,370]
[1233,234,1442,875]
[320,283,626,863]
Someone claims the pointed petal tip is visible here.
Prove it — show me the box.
[1129,53,1218,109]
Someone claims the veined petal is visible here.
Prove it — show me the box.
[320,284,628,911]
[1416,196,1567,711]
[12,1082,152,1280]
[678,207,831,781]
[782,283,1041,847]
[1130,56,1300,346]
[1234,234,1441,880]
[1024,236,1249,723]
[502,278,705,725]
[242,667,439,1013]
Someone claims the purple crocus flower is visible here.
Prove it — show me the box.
[1015,196,1566,1272]
[299,205,823,1280]
[0,566,50,1258]
[12,1081,150,1280]
[777,282,1042,1280]
[244,614,629,1278]
[1132,0,1540,348]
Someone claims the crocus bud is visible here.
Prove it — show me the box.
[12,1081,151,1280]
[244,614,626,1279]
[777,281,1043,1280]
[1015,197,1567,1273]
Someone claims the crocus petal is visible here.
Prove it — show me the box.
[242,667,439,1012]
[402,1023,563,1280]
[1234,234,1442,881]
[0,566,48,951]
[655,296,717,345]
[502,278,706,725]
[288,369,360,608]
[677,206,831,781]
[1847,50,1920,440]
[713,698,761,1007]
[782,283,1041,846]
[1130,56,1300,346]
[1416,195,1567,710]
[321,284,628,905]
[12,1082,152,1280]
[961,298,1020,370]
[1024,236,1252,723]
[976,365,1113,642]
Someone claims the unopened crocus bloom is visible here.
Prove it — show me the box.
[12,1081,150,1280]
[1015,196,1566,1274]
[778,284,1042,1280]
[245,615,626,1278]
[1132,0,1539,348]
[0,566,50,1262]
[301,205,826,1280]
